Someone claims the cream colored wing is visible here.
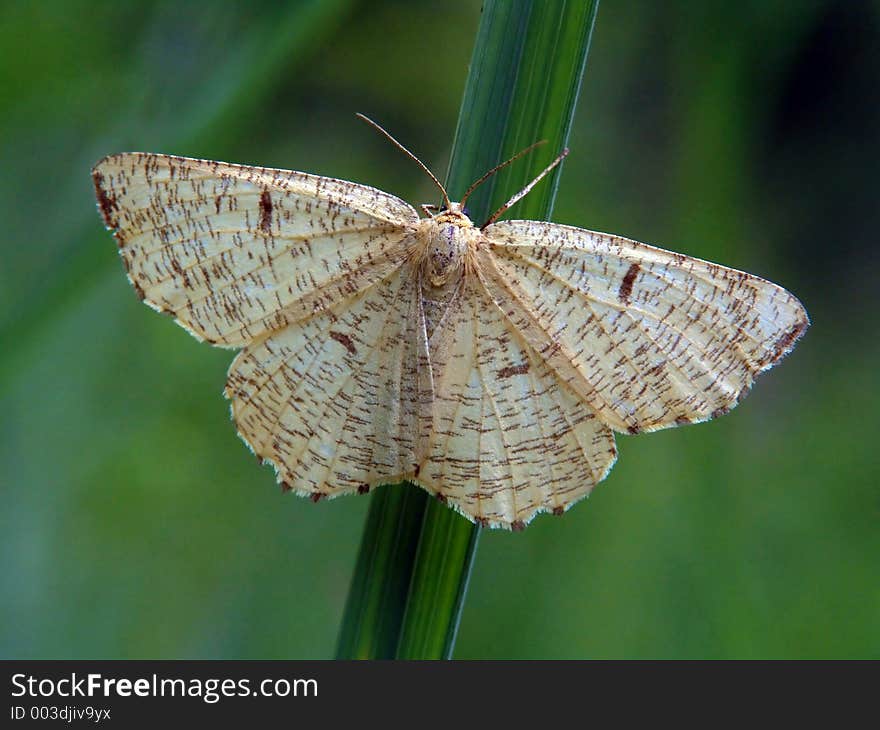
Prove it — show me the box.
[482,220,809,434]
[415,275,617,530]
[92,153,419,346]
[226,262,434,498]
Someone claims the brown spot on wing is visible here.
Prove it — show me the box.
[552,506,565,516]
[497,362,530,379]
[329,330,357,355]
[259,189,273,233]
[357,484,370,495]
[774,319,808,359]
[511,520,526,532]
[131,280,146,302]
[93,171,119,228]
[618,263,640,304]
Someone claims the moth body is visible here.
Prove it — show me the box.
[417,203,479,287]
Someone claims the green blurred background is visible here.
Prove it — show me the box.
[1,0,877,659]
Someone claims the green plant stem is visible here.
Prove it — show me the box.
[336,0,601,660]
[335,486,427,658]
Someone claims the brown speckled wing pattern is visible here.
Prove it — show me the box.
[93,153,808,529]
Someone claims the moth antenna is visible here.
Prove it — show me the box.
[459,140,547,207]
[482,148,570,228]
[356,113,452,210]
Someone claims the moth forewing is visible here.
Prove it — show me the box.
[92,153,419,347]
[482,220,809,435]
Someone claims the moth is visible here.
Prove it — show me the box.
[92,115,809,530]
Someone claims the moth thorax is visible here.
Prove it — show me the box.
[422,221,468,287]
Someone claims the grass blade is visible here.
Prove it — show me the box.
[337,0,601,660]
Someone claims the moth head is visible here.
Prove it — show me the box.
[433,201,472,222]
[420,201,471,220]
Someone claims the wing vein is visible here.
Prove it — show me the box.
[129,224,404,266]
[501,246,767,354]
[473,303,518,523]
[498,248,750,403]
[524,358,560,512]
